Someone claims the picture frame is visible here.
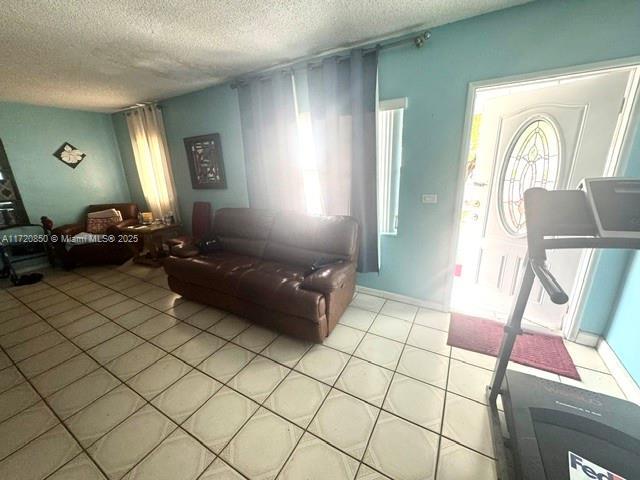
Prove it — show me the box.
[53,142,86,169]
[183,133,227,189]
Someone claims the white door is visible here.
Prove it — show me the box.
[464,70,631,330]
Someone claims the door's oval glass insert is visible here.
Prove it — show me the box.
[499,118,561,236]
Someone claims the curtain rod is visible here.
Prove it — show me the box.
[116,28,431,110]
[115,102,163,114]
[229,30,431,89]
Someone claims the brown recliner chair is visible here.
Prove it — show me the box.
[47,203,142,269]
[164,208,359,342]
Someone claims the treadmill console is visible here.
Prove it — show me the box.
[578,178,640,239]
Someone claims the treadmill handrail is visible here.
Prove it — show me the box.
[542,237,640,251]
[530,259,569,305]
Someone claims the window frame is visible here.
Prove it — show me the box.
[0,138,29,228]
[377,97,407,236]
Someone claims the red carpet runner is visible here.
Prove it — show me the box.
[447,313,581,380]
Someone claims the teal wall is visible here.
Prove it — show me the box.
[358,0,640,304]
[111,0,640,350]
[597,125,640,385]
[0,102,130,226]
[579,130,640,334]
[112,84,249,230]
[605,252,640,384]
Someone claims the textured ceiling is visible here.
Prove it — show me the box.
[0,0,530,112]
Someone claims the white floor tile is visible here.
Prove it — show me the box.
[335,357,393,407]
[152,370,221,423]
[442,392,494,458]
[322,324,366,354]
[295,345,349,384]
[379,300,418,322]
[220,407,303,480]
[437,438,497,480]
[122,429,213,480]
[309,389,378,459]
[264,371,330,428]
[364,411,439,480]
[354,334,404,370]
[183,386,259,453]
[280,433,359,480]
[383,373,444,432]
[396,346,449,389]
[350,294,385,313]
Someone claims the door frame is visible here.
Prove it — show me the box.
[446,56,640,341]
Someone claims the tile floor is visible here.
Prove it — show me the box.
[0,262,628,480]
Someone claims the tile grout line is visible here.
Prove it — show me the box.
[6,269,569,477]
[0,343,112,479]
[8,280,447,479]
[31,267,306,478]
[24,268,236,478]
[353,300,422,479]
[271,300,389,479]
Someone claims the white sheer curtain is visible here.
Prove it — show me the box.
[126,105,180,221]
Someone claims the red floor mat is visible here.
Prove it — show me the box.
[447,313,581,380]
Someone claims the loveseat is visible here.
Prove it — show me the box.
[47,203,141,268]
[163,208,359,342]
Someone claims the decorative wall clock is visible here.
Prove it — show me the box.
[53,142,86,169]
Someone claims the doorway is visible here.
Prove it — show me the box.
[451,65,640,333]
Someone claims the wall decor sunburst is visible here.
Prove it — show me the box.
[53,142,86,169]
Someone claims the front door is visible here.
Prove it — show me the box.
[456,69,632,330]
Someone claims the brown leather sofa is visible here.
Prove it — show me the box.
[164,208,359,342]
[48,203,141,268]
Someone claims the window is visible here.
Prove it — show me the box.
[295,111,324,216]
[0,139,28,227]
[377,98,406,235]
[499,117,561,236]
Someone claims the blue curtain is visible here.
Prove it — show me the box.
[237,72,305,212]
[306,50,379,272]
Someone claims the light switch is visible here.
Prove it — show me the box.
[421,193,438,204]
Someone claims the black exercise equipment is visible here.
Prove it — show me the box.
[488,178,640,480]
[0,224,47,286]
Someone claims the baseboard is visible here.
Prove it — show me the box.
[574,330,600,347]
[355,285,447,312]
[597,339,640,405]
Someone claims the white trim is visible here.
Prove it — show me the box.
[444,81,476,311]
[355,285,447,312]
[565,66,640,341]
[470,55,640,91]
[574,331,600,348]
[446,56,640,337]
[597,339,640,405]
[379,97,408,111]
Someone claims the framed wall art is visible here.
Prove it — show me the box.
[53,142,86,169]
[183,133,227,189]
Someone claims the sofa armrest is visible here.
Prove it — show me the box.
[52,223,84,237]
[105,218,139,235]
[114,218,139,229]
[170,243,200,258]
[301,262,356,295]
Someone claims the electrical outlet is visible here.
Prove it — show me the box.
[421,193,438,204]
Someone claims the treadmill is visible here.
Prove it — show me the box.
[487,178,640,480]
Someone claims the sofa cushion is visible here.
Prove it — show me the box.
[263,211,358,269]
[235,263,325,322]
[212,208,275,258]
[163,253,259,295]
